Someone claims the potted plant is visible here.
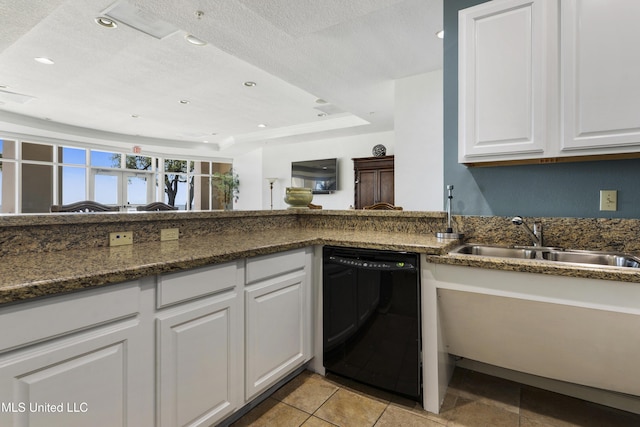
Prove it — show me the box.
[212,169,240,210]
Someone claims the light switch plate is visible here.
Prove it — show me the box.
[599,190,617,211]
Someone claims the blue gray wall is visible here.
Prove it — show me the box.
[444,0,640,218]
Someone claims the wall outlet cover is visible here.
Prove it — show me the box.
[109,231,133,246]
[161,228,179,241]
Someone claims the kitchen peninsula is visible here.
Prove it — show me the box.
[0,210,451,303]
[1,210,640,426]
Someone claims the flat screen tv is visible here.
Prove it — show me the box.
[291,158,338,194]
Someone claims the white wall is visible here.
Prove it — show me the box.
[233,147,263,210]
[235,69,444,212]
[258,131,395,210]
[394,69,444,211]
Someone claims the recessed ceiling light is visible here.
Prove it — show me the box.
[185,34,206,46]
[317,113,327,117]
[257,123,267,128]
[315,98,327,104]
[34,57,54,65]
[436,30,444,39]
[131,114,139,118]
[243,81,257,87]
[95,17,118,28]
[179,99,190,104]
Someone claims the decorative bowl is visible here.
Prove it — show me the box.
[284,187,313,209]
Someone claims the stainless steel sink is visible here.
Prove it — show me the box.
[542,250,640,268]
[450,244,536,259]
[450,244,640,268]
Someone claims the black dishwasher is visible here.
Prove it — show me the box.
[323,246,421,401]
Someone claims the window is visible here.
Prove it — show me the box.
[23,142,53,162]
[22,142,53,213]
[60,166,86,204]
[0,140,17,213]
[163,158,189,210]
[91,149,121,168]
[59,147,87,204]
[22,163,53,213]
[0,136,231,213]
[126,155,152,170]
[193,161,212,210]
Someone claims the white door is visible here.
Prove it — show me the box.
[90,170,153,210]
[124,172,153,209]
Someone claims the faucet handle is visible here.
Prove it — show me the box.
[533,222,543,245]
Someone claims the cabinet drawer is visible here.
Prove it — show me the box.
[0,281,139,353]
[245,249,307,284]
[157,261,242,309]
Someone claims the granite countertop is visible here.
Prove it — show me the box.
[0,228,454,305]
[4,208,640,306]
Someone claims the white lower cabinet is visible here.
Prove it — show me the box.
[155,260,244,427]
[0,248,314,427]
[156,292,241,427]
[0,281,145,427]
[244,248,313,401]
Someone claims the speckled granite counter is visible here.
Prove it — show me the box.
[0,210,454,305]
[2,210,640,305]
[424,214,640,284]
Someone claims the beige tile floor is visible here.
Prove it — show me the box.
[230,368,640,427]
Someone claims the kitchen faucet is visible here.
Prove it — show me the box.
[511,216,543,246]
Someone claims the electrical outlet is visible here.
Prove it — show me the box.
[109,231,133,246]
[599,190,617,211]
[161,228,179,241]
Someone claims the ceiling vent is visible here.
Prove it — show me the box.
[102,1,179,39]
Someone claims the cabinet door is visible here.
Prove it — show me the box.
[156,292,240,427]
[561,0,640,153]
[356,169,377,208]
[459,0,556,163]
[355,169,394,208]
[378,168,395,205]
[0,320,143,427]
[245,270,310,401]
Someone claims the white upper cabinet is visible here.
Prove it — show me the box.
[458,0,557,163]
[459,0,640,164]
[561,0,640,154]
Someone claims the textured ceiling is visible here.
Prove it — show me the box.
[0,0,442,158]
